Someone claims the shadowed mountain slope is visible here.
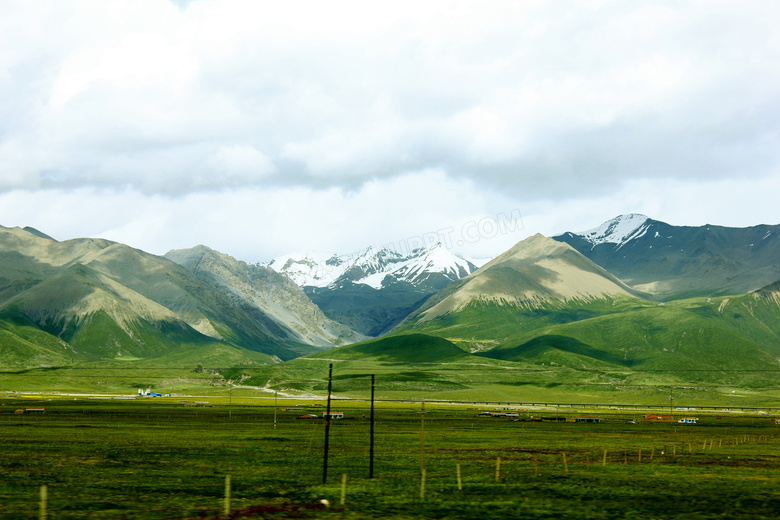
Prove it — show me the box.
[554,214,780,299]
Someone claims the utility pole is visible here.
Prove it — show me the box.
[420,400,425,474]
[322,363,333,484]
[369,374,375,479]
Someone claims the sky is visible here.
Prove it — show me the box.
[1,0,778,263]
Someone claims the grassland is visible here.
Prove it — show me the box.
[5,347,780,409]
[1,396,780,519]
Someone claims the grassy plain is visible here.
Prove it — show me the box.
[1,396,780,519]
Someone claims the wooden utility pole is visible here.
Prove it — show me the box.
[369,374,375,479]
[322,363,333,484]
[420,400,426,473]
[39,485,47,520]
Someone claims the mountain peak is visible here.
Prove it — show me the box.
[413,233,637,322]
[22,226,57,242]
[481,233,570,270]
[576,214,650,248]
[268,242,478,289]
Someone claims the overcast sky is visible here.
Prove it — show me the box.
[1,0,778,262]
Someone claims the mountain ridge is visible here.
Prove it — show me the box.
[266,242,481,336]
[406,234,641,324]
[165,245,365,348]
[554,215,780,298]
[265,242,480,290]
[0,225,362,367]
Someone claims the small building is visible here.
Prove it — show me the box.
[640,415,674,422]
[678,417,698,424]
[323,412,344,419]
[575,416,600,423]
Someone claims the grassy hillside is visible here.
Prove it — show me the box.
[400,295,646,352]
[0,225,334,367]
[381,285,780,391]
[307,333,472,363]
[482,302,780,376]
[0,306,79,366]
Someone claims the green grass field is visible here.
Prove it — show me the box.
[1,396,779,519]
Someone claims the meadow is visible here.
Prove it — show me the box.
[1,395,779,519]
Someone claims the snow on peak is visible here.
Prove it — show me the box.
[577,214,650,248]
[264,251,346,287]
[266,242,479,289]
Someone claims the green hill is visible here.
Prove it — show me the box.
[0,225,330,368]
[307,333,472,363]
[380,234,780,392]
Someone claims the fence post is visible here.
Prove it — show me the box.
[40,484,47,520]
[420,468,426,500]
[224,475,231,518]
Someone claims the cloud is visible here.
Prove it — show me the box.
[0,1,777,259]
[2,1,778,196]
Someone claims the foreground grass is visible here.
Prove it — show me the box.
[1,397,779,519]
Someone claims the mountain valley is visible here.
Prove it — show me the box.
[2,215,780,404]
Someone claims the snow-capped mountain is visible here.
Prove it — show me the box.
[366,243,479,290]
[574,213,651,249]
[554,215,780,298]
[264,251,349,288]
[266,243,479,290]
[265,243,481,337]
